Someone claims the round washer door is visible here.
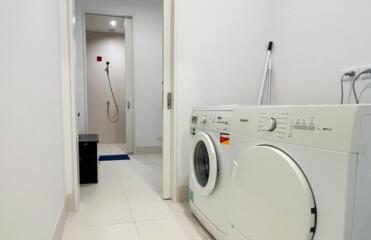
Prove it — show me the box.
[229,145,316,240]
[191,131,218,196]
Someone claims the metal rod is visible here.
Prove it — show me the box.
[258,41,273,105]
[267,59,272,105]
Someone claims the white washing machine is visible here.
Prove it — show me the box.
[189,106,235,240]
[228,105,371,240]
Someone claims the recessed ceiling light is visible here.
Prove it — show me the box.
[110,20,117,27]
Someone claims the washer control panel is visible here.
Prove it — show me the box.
[191,110,233,132]
[260,117,277,131]
[232,105,366,152]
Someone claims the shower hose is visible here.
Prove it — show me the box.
[105,62,119,123]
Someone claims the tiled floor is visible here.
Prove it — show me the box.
[62,154,213,240]
[98,143,127,156]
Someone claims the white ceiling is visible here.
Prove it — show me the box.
[85,14,125,34]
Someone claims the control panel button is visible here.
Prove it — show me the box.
[262,118,277,131]
[307,126,315,131]
[191,116,198,124]
[201,116,208,124]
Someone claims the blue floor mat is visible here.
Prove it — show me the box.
[99,154,131,161]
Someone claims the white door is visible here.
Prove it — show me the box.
[229,145,317,240]
[190,132,218,196]
[124,18,134,154]
[162,0,173,199]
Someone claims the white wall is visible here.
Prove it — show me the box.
[86,31,126,144]
[174,0,371,189]
[174,0,271,188]
[76,0,163,148]
[270,0,371,105]
[0,0,66,239]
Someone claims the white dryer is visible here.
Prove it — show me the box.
[228,105,371,240]
[189,106,235,240]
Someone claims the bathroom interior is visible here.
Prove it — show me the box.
[84,14,129,157]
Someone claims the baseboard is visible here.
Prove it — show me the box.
[66,193,75,212]
[52,198,68,240]
[135,146,162,154]
[176,185,189,202]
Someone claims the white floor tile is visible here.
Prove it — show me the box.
[98,163,121,179]
[62,223,140,240]
[62,147,211,240]
[166,202,214,240]
[120,175,157,195]
[136,219,190,240]
[127,154,163,196]
[66,178,133,228]
[126,192,173,221]
[80,178,121,196]
[65,196,134,228]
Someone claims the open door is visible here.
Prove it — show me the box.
[162,0,173,200]
[124,18,134,154]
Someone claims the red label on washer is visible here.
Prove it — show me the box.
[220,133,230,145]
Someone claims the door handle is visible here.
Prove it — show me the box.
[167,92,172,110]
[127,101,131,109]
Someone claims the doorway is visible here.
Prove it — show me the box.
[63,0,174,213]
[82,14,134,156]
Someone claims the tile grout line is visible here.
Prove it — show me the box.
[64,156,208,240]
[64,162,137,235]
[124,155,196,240]
[64,220,137,231]
[116,161,144,240]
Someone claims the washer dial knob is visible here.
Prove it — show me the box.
[262,118,277,131]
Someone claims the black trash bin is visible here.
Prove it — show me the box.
[79,134,99,184]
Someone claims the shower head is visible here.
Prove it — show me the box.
[105,61,110,73]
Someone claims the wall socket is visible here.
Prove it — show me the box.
[342,65,371,80]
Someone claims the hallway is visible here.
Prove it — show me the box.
[62,155,213,240]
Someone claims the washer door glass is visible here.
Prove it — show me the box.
[194,141,210,187]
[229,145,317,240]
[191,132,218,196]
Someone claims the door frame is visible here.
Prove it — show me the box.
[62,0,177,210]
[162,0,174,200]
[60,0,80,211]
[123,17,135,154]
[81,10,135,153]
